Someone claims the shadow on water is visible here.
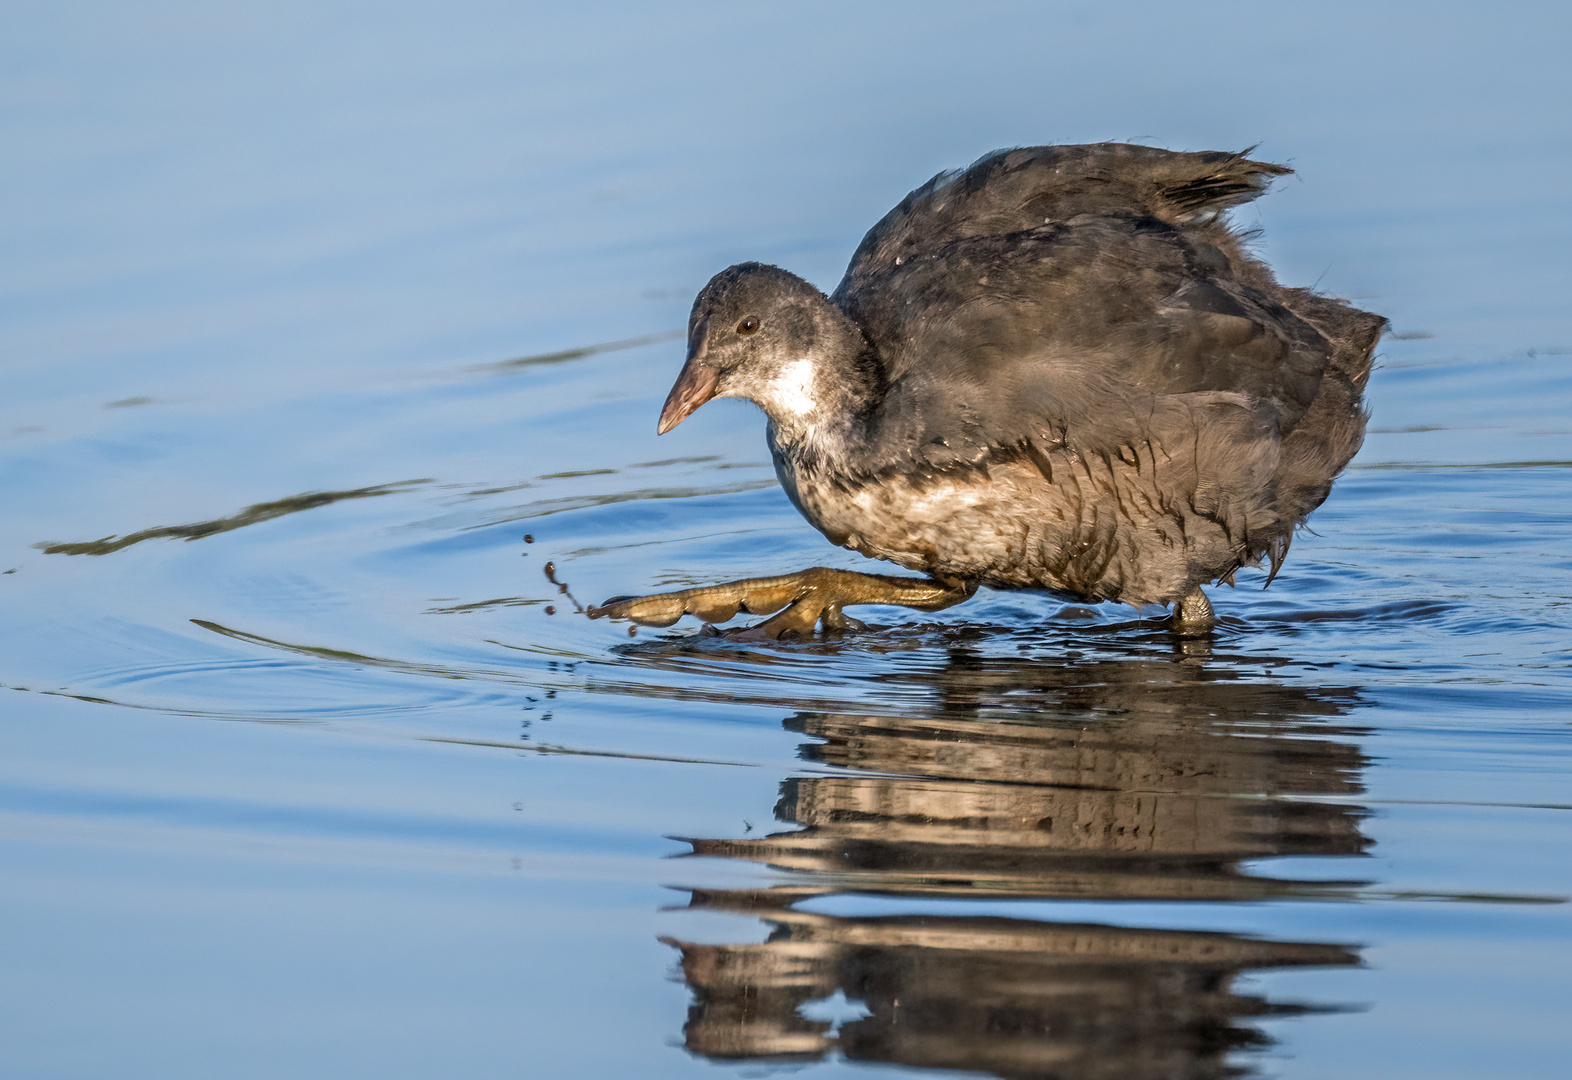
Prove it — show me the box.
[35,481,432,555]
[466,329,684,374]
[654,640,1371,1078]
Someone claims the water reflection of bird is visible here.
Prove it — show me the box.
[592,144,1385,637]
[660,648,1369,1077]
[691,675,1372,902]
[667,896,1355,1078]
[680,650,1373,902]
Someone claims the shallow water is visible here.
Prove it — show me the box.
[4,4,1571,1078]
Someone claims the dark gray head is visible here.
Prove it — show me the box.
[657,262,868,436]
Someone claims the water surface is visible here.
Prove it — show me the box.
[3,3,1571,1078]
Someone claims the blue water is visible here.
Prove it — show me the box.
[4,3,1571,1078]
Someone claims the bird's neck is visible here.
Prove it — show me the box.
[755,316,882,465]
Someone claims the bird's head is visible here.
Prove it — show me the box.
[658,263,857,435]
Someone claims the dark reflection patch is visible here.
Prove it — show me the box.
[36,480,429,555]
[663,645,1368,1077]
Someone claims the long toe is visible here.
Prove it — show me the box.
[1172,588,1216,637]
[820,606,869,632]
[586,576,800,628]
[746,601,822,640]
[588,593,688,627]
[590,567,974,635]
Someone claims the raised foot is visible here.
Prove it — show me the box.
[1172,587,1216,637]
[587,567,975,639]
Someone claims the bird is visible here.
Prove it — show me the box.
[588,143,1385,638]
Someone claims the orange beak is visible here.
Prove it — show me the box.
[656,320,718,434]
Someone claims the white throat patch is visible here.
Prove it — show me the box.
[770,358,818,417]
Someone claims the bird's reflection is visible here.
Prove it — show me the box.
[661,641,1370,1078]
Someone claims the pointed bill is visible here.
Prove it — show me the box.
[656,360,718,434]
[657,317,716,435]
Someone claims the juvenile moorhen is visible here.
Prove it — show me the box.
[590,144,1385,637]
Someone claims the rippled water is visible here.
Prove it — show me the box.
[4,4,1571,1078]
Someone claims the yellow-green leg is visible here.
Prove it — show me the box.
[588,566,976,639]
[1172,587,1216,636]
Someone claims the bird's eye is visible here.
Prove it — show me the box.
[737,317,760,335]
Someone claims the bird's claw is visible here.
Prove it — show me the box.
[586,593,697,628]
[588,567,971,639]
[586,577,787,630]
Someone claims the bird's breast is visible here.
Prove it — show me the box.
[781,458,1034,579]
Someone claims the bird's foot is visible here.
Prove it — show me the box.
[1172,588,1216,637]
[587,567,975,640]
